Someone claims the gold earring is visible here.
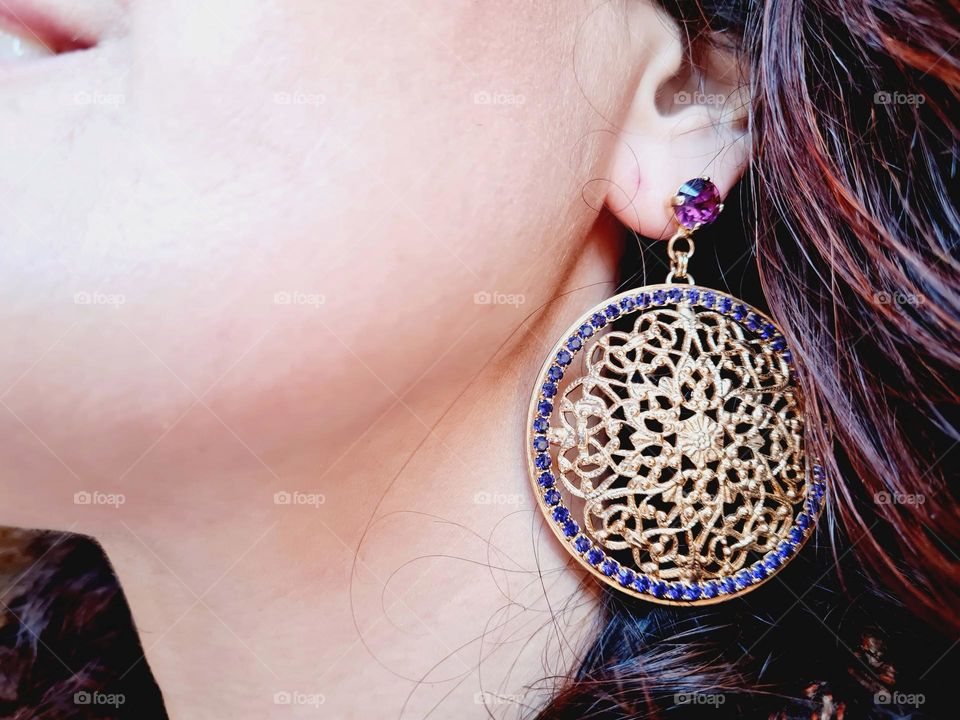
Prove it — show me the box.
[527,178,824,604]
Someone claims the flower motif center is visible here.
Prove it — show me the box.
[678,414,723,461]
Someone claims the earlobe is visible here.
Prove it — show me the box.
[603,10,750,238]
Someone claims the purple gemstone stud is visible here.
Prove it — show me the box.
[672,177,722,230]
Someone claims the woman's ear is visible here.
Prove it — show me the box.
[604,6,750,239]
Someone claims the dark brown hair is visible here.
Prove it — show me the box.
[0,530,166,718]
[751,0,959,627]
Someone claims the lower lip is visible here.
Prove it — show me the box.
[0,2,93,54]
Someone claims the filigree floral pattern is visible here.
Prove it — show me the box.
[549,303,804,582]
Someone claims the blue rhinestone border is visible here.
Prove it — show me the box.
[528,284,824,605]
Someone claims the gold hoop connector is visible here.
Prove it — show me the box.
[666,230,696,283]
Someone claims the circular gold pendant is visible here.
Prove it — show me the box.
[527,284,825,604]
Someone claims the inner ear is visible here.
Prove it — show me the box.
[603,23,750,238]
[655,28,748,126]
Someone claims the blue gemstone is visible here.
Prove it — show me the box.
[590,313,607,329]
[666,583,683,600]
[703,292,716,308]
[542,382,557,398]
[537,400,553,416]
[812,482,826,499]
[617,568,636,587]
[532,436,549,452]
[761,323,776,339]
[797,513,811,530]
[702,581,720,599]
[556,350,572,366]
[619,296,636,312]
[813,465,825,480]
[574,536,591,553]
[601,559,618,577]
[638,292,652,307]
[771,337,787,351]
[563,519,579,537]
[783,350,793,364]
[535,454,551,470]
[734,570,752,590]
[750,563,768,581]
[567,336,583,352]
[586,547,604,565]
[763,553,781,571]
[544,489,561,505]
[578,323,594,339]
[718,297,732,313]
[650,580,667,598]
[686,288,701,303]
[668,288,683,303]
[746,313,761,331]
[653,290,667,305]
[552,506,569,523]
[604,304,620,320]
[776,541,795,560]
[720,577,737,594]
[788,526,803,543]
[682,584,702,601]
[807,497,820,515]
[633,574,651,592]
[537,471,555,488]
[533,417,549,433]
[732,304,747,321]
[547,365,563,382]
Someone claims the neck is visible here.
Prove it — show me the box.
[93,222,621,719]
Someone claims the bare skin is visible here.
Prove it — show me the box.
[0,1,747,716]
